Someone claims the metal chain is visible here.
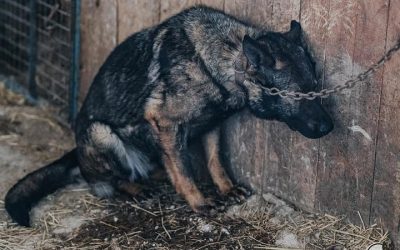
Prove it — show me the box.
[245,39,400,100]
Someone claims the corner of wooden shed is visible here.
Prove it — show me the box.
[79,0,400,245]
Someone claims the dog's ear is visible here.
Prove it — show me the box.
[243,35,274,68]
[284,20,302,44]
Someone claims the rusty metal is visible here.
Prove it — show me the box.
[245,39,400,100]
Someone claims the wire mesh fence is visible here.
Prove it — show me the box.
[0,0,80,121]
[0,0,30,85]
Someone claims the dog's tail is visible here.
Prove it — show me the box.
[5,148,79,227]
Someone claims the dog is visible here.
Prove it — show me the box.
[5,6,333,226]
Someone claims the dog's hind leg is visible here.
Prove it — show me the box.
[116,181,142,196]
[116,168,166,198]
[77,122,154,198]
[202,127,251,203]
[156,124,214,214]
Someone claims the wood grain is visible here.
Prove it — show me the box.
[371,0,400,244]
[258,0,321,211]
[117,0,160,43]
[315,0,389,224]
[80,0,118,100]
[160,0,224,22]
[222,0,273,193]
[195,0,224,10]
[263,0,329,211]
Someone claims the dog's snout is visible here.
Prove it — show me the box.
[305,118,333,138]
[306,120,319,132]
[319,121,333,135]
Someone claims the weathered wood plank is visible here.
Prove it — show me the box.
[80,0,117,100]
[259,0,321,211]
[270,0,301,31]
[160,0,224,21]
[223,0,246,17]
[195,0,224,10]
[315,0,388,223]
[117,0,160,43]
[224,0,274,26]
[160,0,189,20]
[299,0,330,86]
[250,0,277,196]
[371,0,400,244]
[222,110,266,191]
[264,0,330,211]
[222,0,273,192]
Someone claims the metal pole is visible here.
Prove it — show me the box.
[28,0,37,98]
[69,0,81,124]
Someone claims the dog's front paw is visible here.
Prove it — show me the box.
[136,187,159,200]
[221,185,252,205]
[192,198,225,216]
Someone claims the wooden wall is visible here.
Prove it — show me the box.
[80,0,400,242]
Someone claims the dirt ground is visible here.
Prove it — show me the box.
[0,83,394,250]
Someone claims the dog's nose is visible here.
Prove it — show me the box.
[319,122,333,135]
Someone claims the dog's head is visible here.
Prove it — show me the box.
[241,21,333,139]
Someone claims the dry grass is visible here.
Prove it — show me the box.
[0,82,25,106]
[0,183,393,250]
[293,214,390,249]
[0,82,394,250]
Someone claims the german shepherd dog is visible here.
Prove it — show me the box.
[5,6,333,226]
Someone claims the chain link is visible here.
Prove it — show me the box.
[245,39,400,100]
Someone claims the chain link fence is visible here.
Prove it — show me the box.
[0,0,80,121]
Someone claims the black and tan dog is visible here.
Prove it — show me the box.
[5,6,333,226]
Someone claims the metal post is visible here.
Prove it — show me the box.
[69,0,81,124]
[28,0,37,98]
